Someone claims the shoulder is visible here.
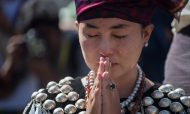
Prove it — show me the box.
[23,76,86,114]
[142,83,190,114]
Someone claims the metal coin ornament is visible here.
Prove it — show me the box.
[59,77,73,86]
[170,102,183,113]
[35,93,48,102]
[180,96,190,113]
[31,91,38,99]
[158,84,174,93]
[145,105,159,114]
[168,91,181,99]
[64,104,77,114]
[175,88,186,96]
[159,110,171,114]
[151,90,164,99]
[64,76,74,81]
[48,85,60,94]
[68,91,79,101]
[158,98,172,108]
[60,85,73,94]
[47,81,57,89]
[38,88,45,93]
[142,97,154,106]
[53,107,64,114]
[43,99,56,110]
[55,93,68,103]
[75,99,85,109]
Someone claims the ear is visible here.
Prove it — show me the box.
[75,21,79,32]
[142,24,154,42]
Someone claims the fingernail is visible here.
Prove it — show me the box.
[100,57,104,61]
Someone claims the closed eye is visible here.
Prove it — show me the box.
[113,34,127,39]
[87,34,100,38]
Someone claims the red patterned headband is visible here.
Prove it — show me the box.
[75,0,188,25]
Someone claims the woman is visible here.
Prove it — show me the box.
[164,1,190,95]
[23,0,190,114]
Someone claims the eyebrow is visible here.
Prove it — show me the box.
[110,24,129,29]
[86,23,99,29]
[86,23,129,29]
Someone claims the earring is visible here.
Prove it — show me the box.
[145,42,149,47]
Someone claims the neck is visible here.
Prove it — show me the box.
[114,67,138,98]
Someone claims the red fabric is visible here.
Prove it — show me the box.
[74,0,188,25]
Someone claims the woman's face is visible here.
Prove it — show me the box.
[76,18,153,78]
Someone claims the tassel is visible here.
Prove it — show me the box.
[35,104,43,114]
[29,103,36,114]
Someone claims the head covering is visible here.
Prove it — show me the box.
[75,0,188,25]
[172,1,190,33]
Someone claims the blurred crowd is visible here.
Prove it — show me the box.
[0,0,88,113]
[0,0,189,114]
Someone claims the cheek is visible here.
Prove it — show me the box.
[79,38,98,70]
[118,36,143,63]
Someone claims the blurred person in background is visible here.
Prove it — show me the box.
[139,9,173,83]
[0,0,87,113]
[164,1,190,95]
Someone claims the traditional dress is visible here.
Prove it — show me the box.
[23,75,190,114]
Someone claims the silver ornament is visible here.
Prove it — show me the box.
[75,99,85,109]
[121,108,126,114]
[78,111,86,114]
[38,88,45,93]
[55,93,68,103]
[159,110,170,114]
[64,104,77,114]
[142,97,154,106]
[174,88,186,96]
[127,102,135,111]
[180,96,190,107]
[60,85,73,94]
[59,79,71,86]
[145,105,159,114]
[64,76,74,81]
[48,85,60,94]
[68,91,79,101]
[31,91,38,99]
[158,98,171,108]
[43,99,56,110]
[159,84,174,93]
[35,93,48,102]
[167,90,181,99]
[47,81,57,89]
[170,102,183,113]
[151,90,164,99]
[53,107,64,114]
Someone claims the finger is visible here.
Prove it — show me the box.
[87,75,102,114]
[102,72,120,114]
[92,72,102,93]
[102,71,110,93]
[97,57,105,74]
[104,57,111,72]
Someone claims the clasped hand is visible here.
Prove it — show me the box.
[86,57,121,114]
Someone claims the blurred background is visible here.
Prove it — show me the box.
[0,0,175,113]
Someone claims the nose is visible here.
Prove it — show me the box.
[99,38,113,57]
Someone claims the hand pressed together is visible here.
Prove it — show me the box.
[86,57,121,114]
